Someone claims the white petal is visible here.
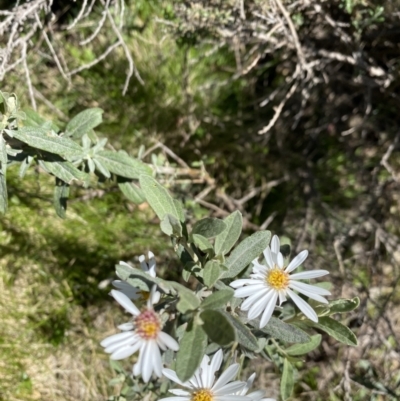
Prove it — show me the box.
[278,291,287,305]
[112,280,140,300]
[289,281,331,296]
[161,398,190,401]
[288,283,329,304]
[263,247,274,269]
[242,373,256,395]
[212,364,239,392]
[241,289,269,311]
[247,390,265,401]
[111,290,140,316]
[163,369,190,388]
[271,236,280,254]
[101,331,133,347]
[105,334,139,353]
[147,286,158,309]
[158,331,179,351]
[289,270,329,280]
[148,251,157,277]
[248,290,274,320]
[153,291,161,304]
[141,341,155,383]
[234,284,266,298]
[214,381,246,396]
[152,341,163,377]
[259,291,278,328]
[285,250,308,273]
[207,349,223,387]
[277,253,284,268]
[230,279,259,288]
[139,254,148,272]
[110,342,141,360]
[117,322,134,331]
[287,289,318,322]
[157,337,167,351]
[216,396,250,401]
[133,343,146,376]
[169,390,191,396]
[199,354,210,388]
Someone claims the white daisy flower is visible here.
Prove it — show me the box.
[230,235,330,328]
[237,373,275,401]
[161,349,249,401]
[100,286,179,383]
[113,251,160,303]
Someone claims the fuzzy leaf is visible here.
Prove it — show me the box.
[311,317,357,346]
[203,261,222,288]
[139,175,181,221]
[169,282,200,313]
[176,320,207,382]
[200,309,235,345]
[0,169,7,213]
[200,289,234,310]
[118,182,146,204]
[192,234,213,252]
[95,150,151,179]
[223,312,259,351]
[192,218,226,238]
[280,358,294,400]
[13,127,83,158]
[214,211,242,255]
[327,297,360,314]
[40,160,89,184]
[160,214,182,237]
[53,180,69,218]
[65,108,103,139]
[285,334,322,356]
[221,230,271,279]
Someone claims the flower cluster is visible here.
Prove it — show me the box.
[101,237,330,397]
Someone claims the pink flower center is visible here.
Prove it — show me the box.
[134,309,161,340]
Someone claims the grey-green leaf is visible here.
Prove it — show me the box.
[192,218,227,238]
[169,282,200,313]
[311,316,358,346]
[201,289,234,310]
[13,127,83,158]
[160,214,182,237]
[280,358,294,401]
[176,320,207,382]
[327,297,360,314]
[215,211,242,255]
[0,169,7,213]
[95,150,151,179]
[203,261,222,288]
[221,230,271,279]
[118,182,146,204]
[65,108,103,139]
[23,108,60,132]
[223,312,259,351]
[39,160,89,184]
[285,334,322,356]
[249,316,310,343]
[53,180,69,218]
[139,175,180,221]
[200,309,235,345]
[192,234,213,252]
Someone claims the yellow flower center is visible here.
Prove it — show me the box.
[139,291,150,301]
[266,268,289,290]
[134,309,161,340]
[192,389,214,401]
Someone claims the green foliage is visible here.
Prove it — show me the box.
[280,358,295,401]
[214,211,242,256]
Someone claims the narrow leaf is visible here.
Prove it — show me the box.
[95,150,151,179]
[40,160,88,184]
[192,234,213,252]
[223,312,258,351]
[200,309,235,345]
[221,230,271,279]
[23,108,59,132]
[327,297,360,314]
[0,169,7,213]
[13,127,83,158]
[160,214,182,237]
[215,211,242,255]
[203,261,222,288]
[285,334,322,356]
[192,218,227,238]
[280,358,294,401]
[169,282,200,313]
[118,182,146,204]
[65,108,103,139]
[53,180,69,218]
[139,175,180,221]
[200,289,234,310]
[311,316,358,346]
[176,320,207,382]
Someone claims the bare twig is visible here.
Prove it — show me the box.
[21,43,36,111]
[79,0,110,45]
